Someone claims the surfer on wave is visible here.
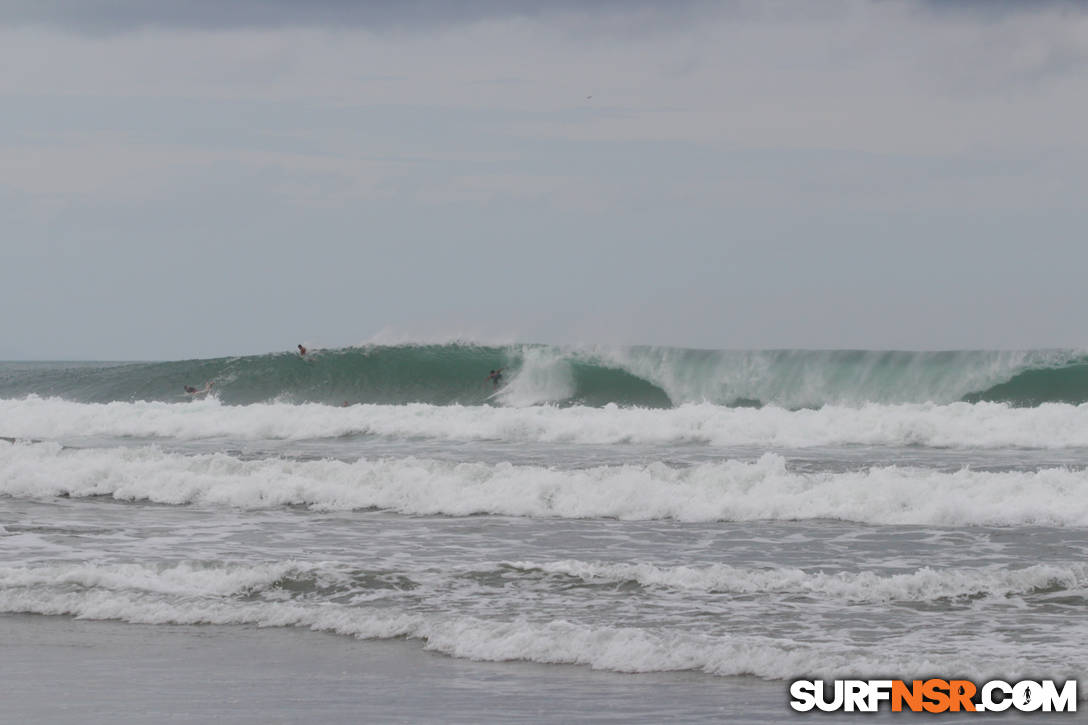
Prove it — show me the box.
[298,344,307,357]
[486,369,504,387]
[184,382,213,396]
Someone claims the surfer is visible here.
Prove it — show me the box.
[298,344,307,357]
[486,369,504,387]
[184,382,213,395]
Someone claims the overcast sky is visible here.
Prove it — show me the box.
[2,0,1087,359]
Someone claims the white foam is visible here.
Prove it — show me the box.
[0,560,320,597]
[3,443,1088,526]
[0,560,1065,682]
[495,346,576,407]
[8,558,1080,605]
[7,396,1088,449]
[505,560,1088,602]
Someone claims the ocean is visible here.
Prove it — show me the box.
[1,344,1086,722]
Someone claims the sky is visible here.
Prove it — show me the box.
[2,0,1087,359]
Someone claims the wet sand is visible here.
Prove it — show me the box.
[1,614,1067,724]
[0,614,764,724]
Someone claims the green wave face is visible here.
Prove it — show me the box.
[0,346,671,407]
[962,362,1088,406]
[0,345,1084,408]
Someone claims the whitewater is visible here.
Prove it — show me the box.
[2,345,1086,721]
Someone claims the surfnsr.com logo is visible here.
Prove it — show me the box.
[789,679,1078,713]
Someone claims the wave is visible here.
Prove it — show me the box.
[8,559,1085,605]
[0,560,1079,681]
[6,396,1088,449]
[5,444,1088,526]
[2,345,1086,408]
[5,559,1081,606]
[504,560,1088,602]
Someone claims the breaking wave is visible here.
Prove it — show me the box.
[2,345,1087,407]
[4,443,1088,526]
[5,396,1088,449]
[2,559,1081,681]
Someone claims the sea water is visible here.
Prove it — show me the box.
[1,346,1086,721]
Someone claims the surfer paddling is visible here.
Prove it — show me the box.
[184,382,213,396]
[486,369,504,387]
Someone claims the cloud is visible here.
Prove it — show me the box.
[3,1,1088,355]
[9,0,1083,36]
[917,0,1084,17]
[3,1,1087,215]
[0,0,705,34]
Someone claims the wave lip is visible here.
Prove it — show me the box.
[5,444,1088,526]
[2,345,1086,408]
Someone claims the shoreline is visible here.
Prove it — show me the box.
[0,613,764,724]
[1,612,1071,722]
